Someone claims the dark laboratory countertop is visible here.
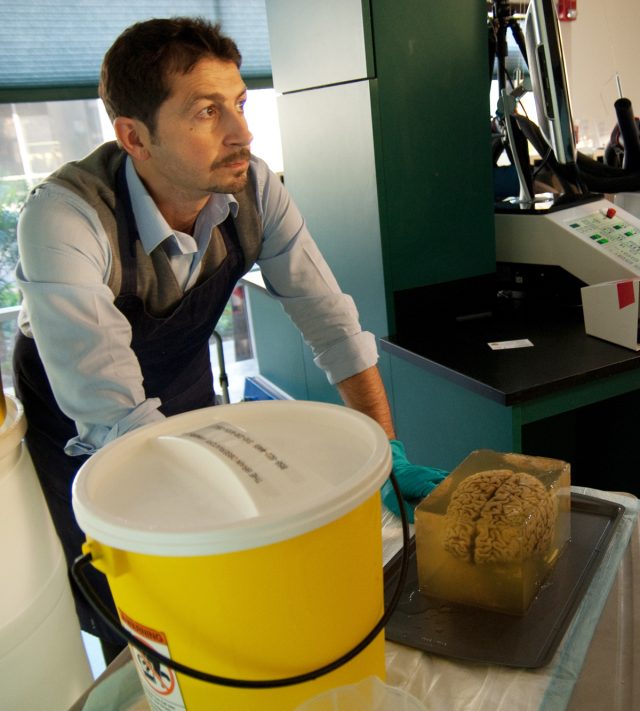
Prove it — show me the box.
[380,305,640,406]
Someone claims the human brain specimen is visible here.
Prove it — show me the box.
[443,469,556,564]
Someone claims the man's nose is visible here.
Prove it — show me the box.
[224,111,253,147]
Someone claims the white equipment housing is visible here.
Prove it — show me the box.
[495,198,640,284]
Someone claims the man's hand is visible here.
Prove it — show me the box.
[381,440,448,523]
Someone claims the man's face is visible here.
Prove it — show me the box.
[142,57,253,198]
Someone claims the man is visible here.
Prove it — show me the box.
[13,17,446,661]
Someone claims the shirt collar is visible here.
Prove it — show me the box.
[125,156,239,255]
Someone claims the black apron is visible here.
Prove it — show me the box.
[13,166,245,644]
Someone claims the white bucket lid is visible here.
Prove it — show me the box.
[72,401,390,556]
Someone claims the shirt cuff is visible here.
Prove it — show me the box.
[64,398,165,456]
[313,331,379,385]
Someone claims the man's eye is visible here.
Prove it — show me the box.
[237,99,246,113]
[198,105,218,119]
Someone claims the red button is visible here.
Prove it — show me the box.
[606,207,617,218]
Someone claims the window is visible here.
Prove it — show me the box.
[0,1,272,102]
[0,89,281,395]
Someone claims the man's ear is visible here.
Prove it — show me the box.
[113,117,152,160]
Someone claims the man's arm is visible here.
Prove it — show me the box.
[336,365,396,439]
[254,162,450,519]
[16,184,164,455]
[253,160,394,434]
[255,159,381,389]
[339,364,449,522]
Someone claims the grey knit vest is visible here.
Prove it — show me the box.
[40,141,262,316]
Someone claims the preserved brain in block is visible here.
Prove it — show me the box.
[443,469,556,564]
[415,450,571,615]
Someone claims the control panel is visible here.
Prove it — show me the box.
[495,198,640,284]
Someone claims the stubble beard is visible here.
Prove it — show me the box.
[212,170,249,194]
[209,149,251,194]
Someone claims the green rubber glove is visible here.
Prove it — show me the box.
[381,440,448,523]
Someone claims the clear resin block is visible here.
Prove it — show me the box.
[415,450,571,615]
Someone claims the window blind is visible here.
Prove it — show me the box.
[0,0,272,102]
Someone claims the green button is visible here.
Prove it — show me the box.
[590,234,601,240]
[614,224,623,229]
[597,238,609,244]
[570,223,580,228]
[625,231,634,236]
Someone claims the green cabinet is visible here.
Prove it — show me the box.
[249,1,640,494]
[388,354,515,470]
[253,0,495,403]
[371,0,496,295]
[381,314,640,495]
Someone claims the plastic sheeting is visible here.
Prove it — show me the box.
[382,488,639,711]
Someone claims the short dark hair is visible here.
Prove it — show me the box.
[99,17,242,134]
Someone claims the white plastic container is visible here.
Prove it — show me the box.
[0,395,93,709]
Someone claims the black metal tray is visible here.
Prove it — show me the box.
[383,493,625,669]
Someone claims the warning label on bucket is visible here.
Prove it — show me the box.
[120,610,186,711]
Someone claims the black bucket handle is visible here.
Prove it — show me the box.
[71,471,410,689]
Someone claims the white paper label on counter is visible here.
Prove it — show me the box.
[487,339,534,350]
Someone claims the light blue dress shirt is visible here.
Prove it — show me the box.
[15,154,378,455]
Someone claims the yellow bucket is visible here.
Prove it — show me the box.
[72,400,391,710]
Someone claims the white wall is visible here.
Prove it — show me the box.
[560,0,640,151]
